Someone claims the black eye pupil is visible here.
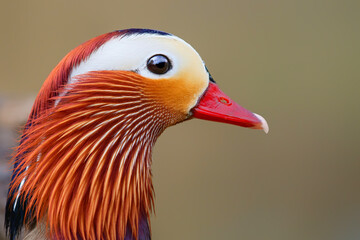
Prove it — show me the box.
[147,54,171,74]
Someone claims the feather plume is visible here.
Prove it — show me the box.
[10,71,185,239]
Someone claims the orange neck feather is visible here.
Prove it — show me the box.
[11,71,186,239]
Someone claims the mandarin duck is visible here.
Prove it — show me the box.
[5,28,268,240]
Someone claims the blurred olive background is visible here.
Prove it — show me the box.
[1,0,360,240]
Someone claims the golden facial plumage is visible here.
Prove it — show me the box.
[142,36,210,118]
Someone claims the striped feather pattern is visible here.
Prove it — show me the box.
[9,71,185,240]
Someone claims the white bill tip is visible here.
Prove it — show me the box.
[254,113,269,134]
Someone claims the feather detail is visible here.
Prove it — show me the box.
[5,31,126,240]
[9,71,186,240]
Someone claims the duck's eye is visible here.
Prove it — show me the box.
[147,54,171,74]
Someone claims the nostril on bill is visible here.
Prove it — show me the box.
[218,97,232,106]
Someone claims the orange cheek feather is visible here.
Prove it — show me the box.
[144,72,208,120]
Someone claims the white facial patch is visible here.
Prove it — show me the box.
[69,33,207,82]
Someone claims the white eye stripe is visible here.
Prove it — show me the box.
[69,34,184,82]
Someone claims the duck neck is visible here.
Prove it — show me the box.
[14,72,186,239]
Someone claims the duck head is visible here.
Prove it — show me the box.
[6,29,268,240]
